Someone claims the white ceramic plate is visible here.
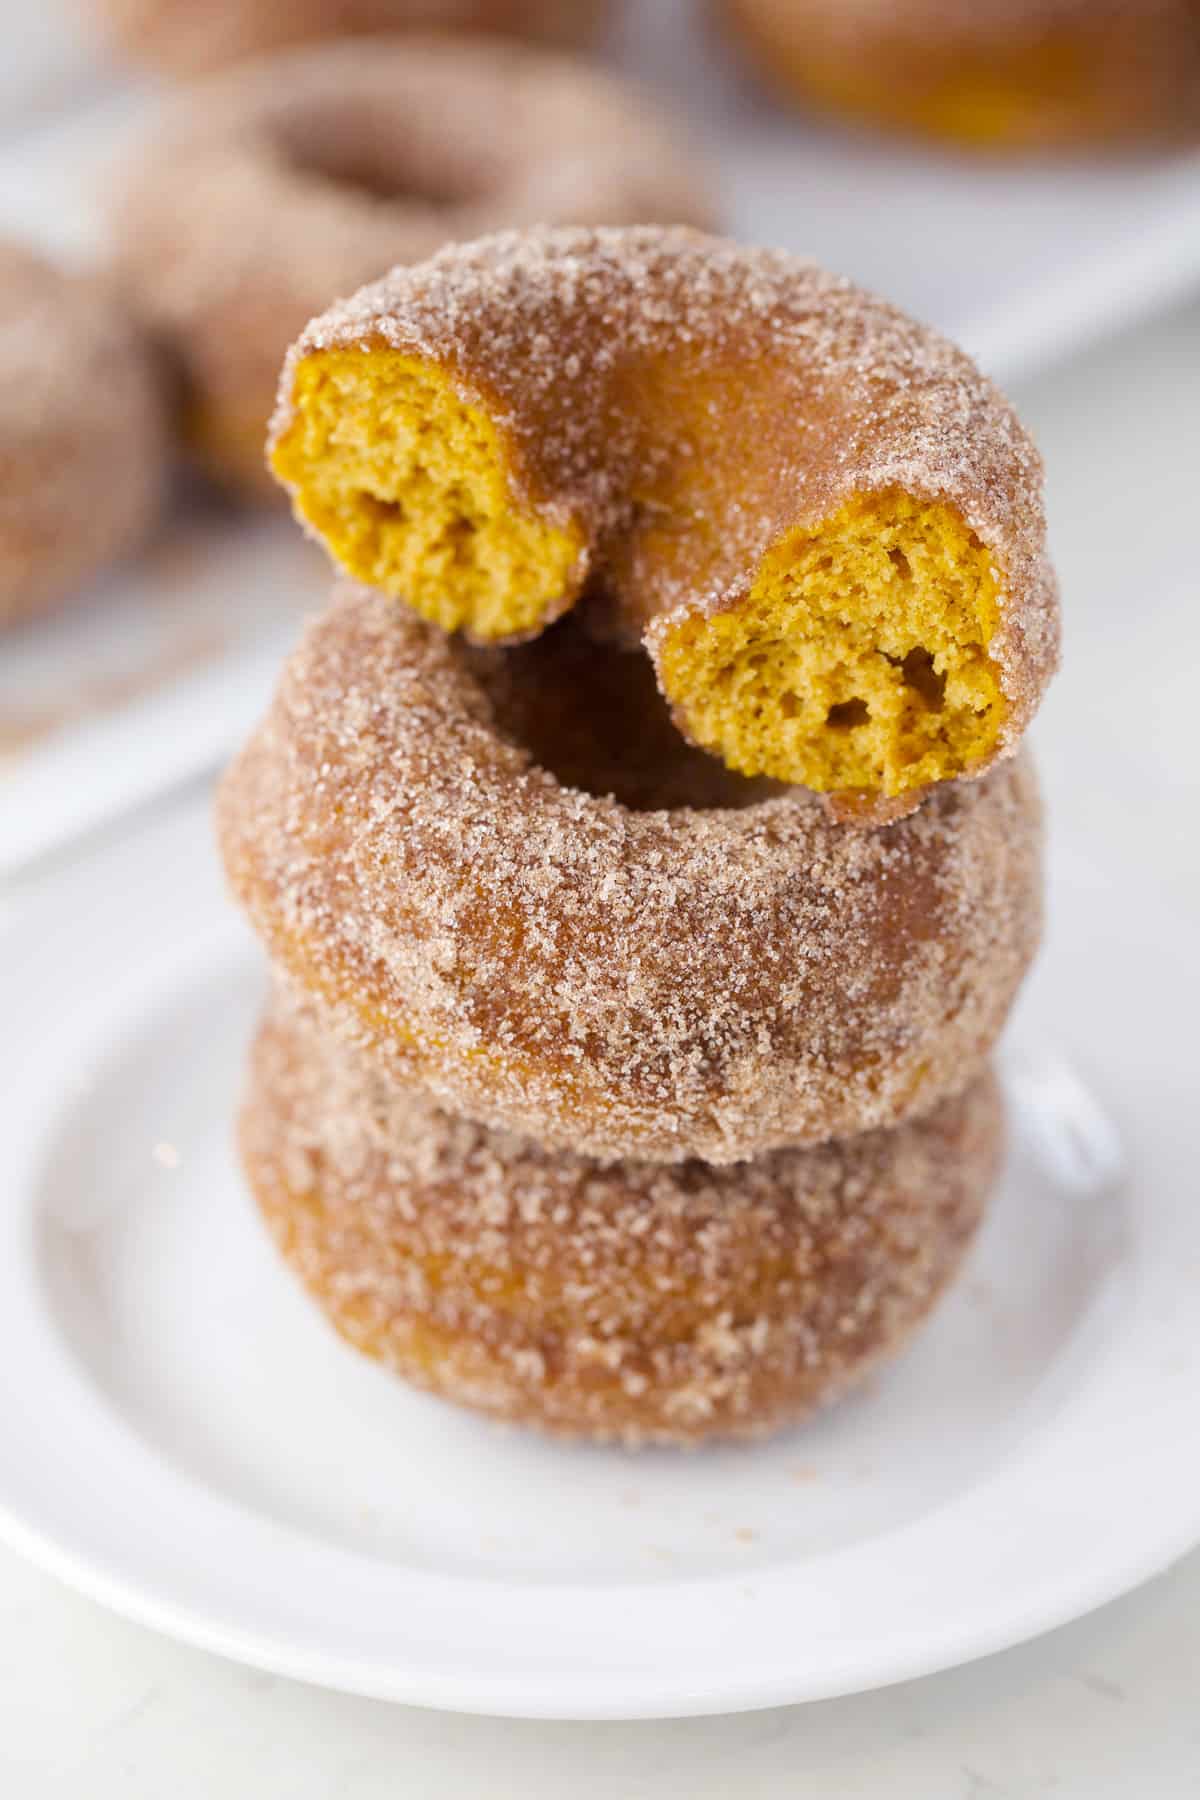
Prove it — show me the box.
[4,0,1200,871]
[0,793,1196,1719]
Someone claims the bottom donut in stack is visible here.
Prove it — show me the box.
[240,991,1002,1447]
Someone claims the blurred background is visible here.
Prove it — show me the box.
[2,0,1198,873]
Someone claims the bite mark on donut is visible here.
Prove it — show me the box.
[272,345,585,641]
[655,489,1007,801]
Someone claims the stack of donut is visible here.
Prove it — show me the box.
[220,225,1059,1447]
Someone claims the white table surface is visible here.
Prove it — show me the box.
[2,296,1198,1796]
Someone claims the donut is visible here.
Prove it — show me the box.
[91,0,609,75]
[242,992,1004,1445]
[216,581,1043,1165]
[111,46,713,502]
[269,227,1059,813]
[0,243,165,628]
[717,0,1200,151]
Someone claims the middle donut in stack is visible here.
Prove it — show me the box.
[220,226,1057,1445]
[221,588,1042,1165]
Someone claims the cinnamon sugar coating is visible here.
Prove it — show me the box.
[718,0,1200,150]
[0,243,166,627]
[270,226,1058,808]
[110,45,713,499]
[91,0,610,75]
[242,993,1003,1446]
[217,583,1044,1164]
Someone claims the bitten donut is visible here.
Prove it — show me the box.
[217,583,1043,1165]
[718,0,1200,151]
[270,227,1059,813]
[91,0,609,74]
[111,46,713,501]
[242,993,1004,1446]
[0,243,165,627]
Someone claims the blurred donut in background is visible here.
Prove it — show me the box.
[0,243,167,628]
[91,0,609,75]
[718,0,1200,151]
[110,36,716,501]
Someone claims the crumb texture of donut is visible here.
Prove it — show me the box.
[658,490,1006,798]
[272,347,583,638]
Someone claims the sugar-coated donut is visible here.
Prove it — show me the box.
[270,227,1058,812]
[112,47,713,501]
[242,993,1003,1446]
[217,582,1043,1165]
[92,0,609,75]
[718,0,1200,151]
[0,243,166,627]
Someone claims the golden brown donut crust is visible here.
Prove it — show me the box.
[718,0,1200,150]
[242,994,1004,1446]
[110,44,714,499]
[0,243,166,627]
[91,0,610,75]
[216,581,1044,1165]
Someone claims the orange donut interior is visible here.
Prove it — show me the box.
[274,348,584,640]
[272,346,1007,802]
[657,492,1005,797]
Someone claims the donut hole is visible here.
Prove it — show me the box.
[272,124,482,213]
[263,91,504,214]
[657,490,1007,801]
[467,620,780,812]
[273,346,584,640]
